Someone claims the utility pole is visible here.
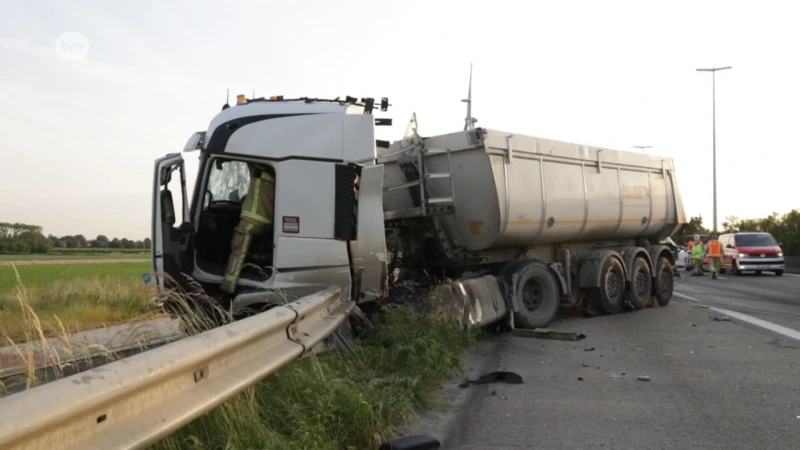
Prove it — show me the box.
[696,66,732,233]
[633,145,652,154]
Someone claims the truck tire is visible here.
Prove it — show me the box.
[653,255,673,307]
[588,256,626,314]
[628,256,651,310]
[510,263,560,329]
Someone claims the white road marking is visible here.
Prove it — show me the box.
[673,292,800,343]
[708,306,800,343]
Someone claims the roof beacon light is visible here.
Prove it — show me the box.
[236,94,247,105]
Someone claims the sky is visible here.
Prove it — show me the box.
[0,0,798,240]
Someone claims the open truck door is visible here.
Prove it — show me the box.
[152,154,195,296]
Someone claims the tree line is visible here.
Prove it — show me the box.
[0,222,151,254]
[678,209,800,256]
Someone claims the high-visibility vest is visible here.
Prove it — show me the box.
[707,239,722,257]
[691,242,704,259]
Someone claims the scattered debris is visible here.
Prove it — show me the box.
[637,376,651,382]
[691,323,697,327]
[459,371,523,389]
[712,316,731,322]
[582,363,591,368]
[577,377,584,381]
[584,347,596,352]
[513,328,586,341]
[380,434,442,450]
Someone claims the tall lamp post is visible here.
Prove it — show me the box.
[634,145,652,154]
[696,66,732,233]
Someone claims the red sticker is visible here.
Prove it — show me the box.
[282,216,300,234]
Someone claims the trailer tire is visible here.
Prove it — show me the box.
[628,256,651,310]
[653,255,673,307]
[589,256,626,314]
[511,263,560,329]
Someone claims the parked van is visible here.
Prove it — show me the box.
[718,231,785,276]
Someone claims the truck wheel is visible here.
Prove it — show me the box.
[511,263,560,329]
[628,256,651,310]
[653,256,673,307]
[775,270,784,277]
[589,256,626,314]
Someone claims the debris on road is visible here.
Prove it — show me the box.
[584,347,596,352]
[577,377,584,381]
[638,376,651,382]
[582,363,591,367]
[512,328,586,341]
[459,371,523,388]
[711,315,731,322]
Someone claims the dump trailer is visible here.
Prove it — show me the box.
[377,117,687,328]
[151,94,687,330]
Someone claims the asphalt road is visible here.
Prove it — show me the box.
[400,295,800,450]
[674,271,800,331]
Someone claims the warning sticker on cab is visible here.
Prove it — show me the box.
[282,216,300,234]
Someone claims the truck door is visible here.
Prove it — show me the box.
[350,164,388,302]
[152,154,195,294]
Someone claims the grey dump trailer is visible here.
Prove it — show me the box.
[377,119,687,329]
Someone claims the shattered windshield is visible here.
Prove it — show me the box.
[204,160,251,206]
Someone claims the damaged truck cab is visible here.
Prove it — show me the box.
[152,96,390,318]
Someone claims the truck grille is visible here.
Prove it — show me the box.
[741,253,780,258]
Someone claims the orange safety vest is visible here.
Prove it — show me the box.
[707,239,722,257]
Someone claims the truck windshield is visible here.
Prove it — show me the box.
[205,160,251,207]
[734,234,777,247]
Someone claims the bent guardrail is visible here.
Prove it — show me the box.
[0,286,352,450]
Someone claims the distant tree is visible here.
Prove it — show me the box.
[95,235,109,248]
[680,216,709,241]
[109,238,121,249]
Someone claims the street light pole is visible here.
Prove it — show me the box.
[696,66,732,233]
[633,145,652,154]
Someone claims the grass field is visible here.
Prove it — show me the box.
[0,252,150,262]
[0,259,160,343]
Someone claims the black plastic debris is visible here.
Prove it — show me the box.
[459,371,523,388]
[380,435,442,450]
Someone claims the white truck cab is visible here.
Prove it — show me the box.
[152,95,391,318]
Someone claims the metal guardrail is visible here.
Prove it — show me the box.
[0,286,352,450]
[785,256,800,274]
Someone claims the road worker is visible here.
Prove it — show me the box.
[691,234,705,276]
[706,234,723,279]
[220,163,275,302]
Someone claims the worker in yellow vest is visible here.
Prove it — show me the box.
[221,163,275,301]
[690,235,705,276]
[706,234,723,279]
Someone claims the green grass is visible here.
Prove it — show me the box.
[0,261,160,343]
[154,309,476,450]
[0,252,150,261]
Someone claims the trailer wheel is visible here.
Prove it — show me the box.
[511,263,560,329]
[589,256,626,314]
[628,256,651,310]
[653,255,673,307]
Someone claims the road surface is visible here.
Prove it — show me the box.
[674,271,800,331]
[400,275,800,450]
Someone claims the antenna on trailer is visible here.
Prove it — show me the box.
[462,62,477,131]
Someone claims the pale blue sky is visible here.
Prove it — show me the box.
[1,0,798,239]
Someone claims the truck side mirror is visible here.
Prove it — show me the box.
[161,189,176,226]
